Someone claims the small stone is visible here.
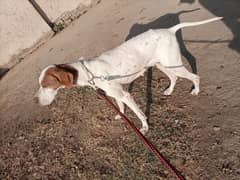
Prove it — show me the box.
[173,157,186,167]
[213,126,221,131]
[96,124,101,128]
[17,136,24,140]
[163,170,169,175]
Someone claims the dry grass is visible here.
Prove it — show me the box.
[0,69,239,179]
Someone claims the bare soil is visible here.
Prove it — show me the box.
[0,0,240,179]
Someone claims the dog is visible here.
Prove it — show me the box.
[37,17,222,134]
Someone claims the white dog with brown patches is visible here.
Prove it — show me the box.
[37,17,222,134]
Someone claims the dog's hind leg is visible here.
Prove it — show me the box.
[171,67,200,95]
[156,63,178,95]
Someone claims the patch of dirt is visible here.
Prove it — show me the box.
[1,67,239,179]
[0,71,191,179]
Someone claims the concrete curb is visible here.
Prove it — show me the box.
[0,0,101,68]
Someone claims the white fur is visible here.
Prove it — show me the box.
[37,87,58,106]
[38,17,221,134]
[37,65,62,106]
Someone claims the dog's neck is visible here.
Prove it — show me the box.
[72,60,97,87]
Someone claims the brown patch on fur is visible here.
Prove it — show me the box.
[55,64,78,84]
[41,64,78,89]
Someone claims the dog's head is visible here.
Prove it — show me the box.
[36,64,78,106]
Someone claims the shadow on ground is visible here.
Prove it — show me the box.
[0,68,9,80]
[180,0,240,53]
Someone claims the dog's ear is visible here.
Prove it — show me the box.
[54,68,74,88]
[41,68,61,89]
[55,64,78,88]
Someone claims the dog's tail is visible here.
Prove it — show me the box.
[169,17,223,34]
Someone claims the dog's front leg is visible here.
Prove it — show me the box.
[121,92,148,134]
[102,84,148,134]
[115,100,124,120]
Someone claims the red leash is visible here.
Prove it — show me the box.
[96,88,185,180]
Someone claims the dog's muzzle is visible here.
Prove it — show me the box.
[36,87,58,106]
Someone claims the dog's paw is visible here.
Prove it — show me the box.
[140,126,149,135]
[163,88,172,96]
[114,114,121,120]
[191,88,200,95]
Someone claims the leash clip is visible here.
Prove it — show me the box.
[99,76,106,81]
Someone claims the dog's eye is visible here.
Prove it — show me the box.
[50,73,61,82]
[41,74,60,89]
